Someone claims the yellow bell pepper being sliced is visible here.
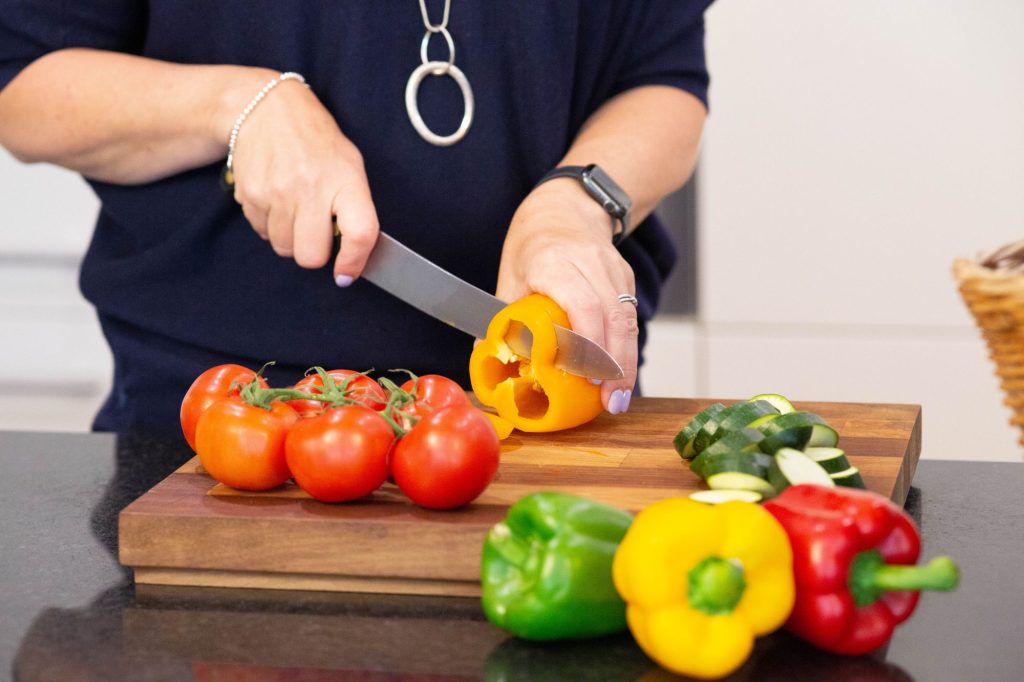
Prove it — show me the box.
[469,294,602,432]
[482,411,515,440]
[612,498,795,680]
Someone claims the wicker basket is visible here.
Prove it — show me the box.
[954,254,1024,445]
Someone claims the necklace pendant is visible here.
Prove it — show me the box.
[405,61,474,147]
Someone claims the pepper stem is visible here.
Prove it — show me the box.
[688,556,746,615]
[849,550,960,607]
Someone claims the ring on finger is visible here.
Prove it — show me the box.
[617,293,639,307]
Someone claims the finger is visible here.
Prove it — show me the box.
[241,201,269,240]
[581,255,638,412]
[266,202,297,258]
[332,179,380,286]
[532,263,607,359]
[599,295,640,415]
[292,196,334,269]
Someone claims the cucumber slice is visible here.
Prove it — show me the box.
[706,472,776,498]
[805,447,850,474]
[749,393,795,415]
[748,413,779,429]
[674,403,726,459]
[702,427,765,455]
[768,447,836,492]
[693,401,778,454]
[750,451,775,471]
[807,424,840,448]
[757,411,838,454]
[690,428,765,478]
[689,489,763,504]
[698,451,770,480]
[831,466,867,489]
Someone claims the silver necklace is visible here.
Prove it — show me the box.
[405,0,474,146]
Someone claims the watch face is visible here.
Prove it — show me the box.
[583,165,633,217]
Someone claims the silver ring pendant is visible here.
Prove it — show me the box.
[405,61,474,147]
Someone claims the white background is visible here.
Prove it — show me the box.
[642,0,1024,462]
[1,1,1022,461]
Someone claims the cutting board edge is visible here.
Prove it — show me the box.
[133,566,482,598]
[118,509,487,581]
[891,403,922,505]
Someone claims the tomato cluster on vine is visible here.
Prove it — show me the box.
[179,363,501,510]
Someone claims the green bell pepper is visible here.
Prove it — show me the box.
[480,491,633,640]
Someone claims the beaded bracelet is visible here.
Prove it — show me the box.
[221,71,309,190]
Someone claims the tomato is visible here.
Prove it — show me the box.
[400,374,470,416]
[180,364,266,451]
[391,405,500,510]
[195,396,300,491]
[285,405,395,502]
[289,369,388,417]
[393,374,471,429]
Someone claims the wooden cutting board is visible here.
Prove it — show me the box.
[119,397,921,597]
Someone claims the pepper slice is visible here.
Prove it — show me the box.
[469,294,603,432]
[612,498,795,680]
[481,492,632,640]
[763,484,960,656]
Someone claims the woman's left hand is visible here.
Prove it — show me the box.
[495,179,638,415]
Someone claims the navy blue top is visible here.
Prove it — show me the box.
[1,1,710,437]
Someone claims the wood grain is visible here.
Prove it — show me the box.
[120,397,921,596]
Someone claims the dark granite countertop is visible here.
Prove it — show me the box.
[1,431,1021,681]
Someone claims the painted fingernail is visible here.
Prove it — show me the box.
[608,389,632,415]
[589,378,603,385]
[335,274,354,288]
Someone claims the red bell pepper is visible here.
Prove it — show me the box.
[763,484,959,655]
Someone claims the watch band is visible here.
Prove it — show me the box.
[535,164,632,245]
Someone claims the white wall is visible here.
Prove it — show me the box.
[642,0,1024,461]
[0,151,110,432]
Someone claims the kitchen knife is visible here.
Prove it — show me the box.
[358,231,624,380]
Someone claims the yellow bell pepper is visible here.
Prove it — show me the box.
[613,498,794,680]
[469,294,602,432]
[483,411,515,440]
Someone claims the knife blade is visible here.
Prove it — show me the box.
[358,231,624,380]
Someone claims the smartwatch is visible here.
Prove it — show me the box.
[535,164,633,245]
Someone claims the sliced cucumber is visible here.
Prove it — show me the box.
[690,428,765,478]
[749,393,795,415]
[702,427,765,455]
[807,423,840,448]
[674,403,726,459]
[696,400,779,452]
[689,489,763,504]
[805,447,851,474]
[757,411,838,454]
[704,399,774,446]
[768,447,836,492]
[748,413,779,429]
[751,451,775,471]
[707,472,776,498]
[830,466,867,489]
[692,403,742,454]
[698,451,770,480]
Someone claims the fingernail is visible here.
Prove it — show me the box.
[589,378,603,386]
[608,389,632,415]
[335,274,354,288]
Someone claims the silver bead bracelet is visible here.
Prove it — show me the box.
[222,71,308,189]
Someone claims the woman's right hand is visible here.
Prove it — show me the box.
[220,70,379,285]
